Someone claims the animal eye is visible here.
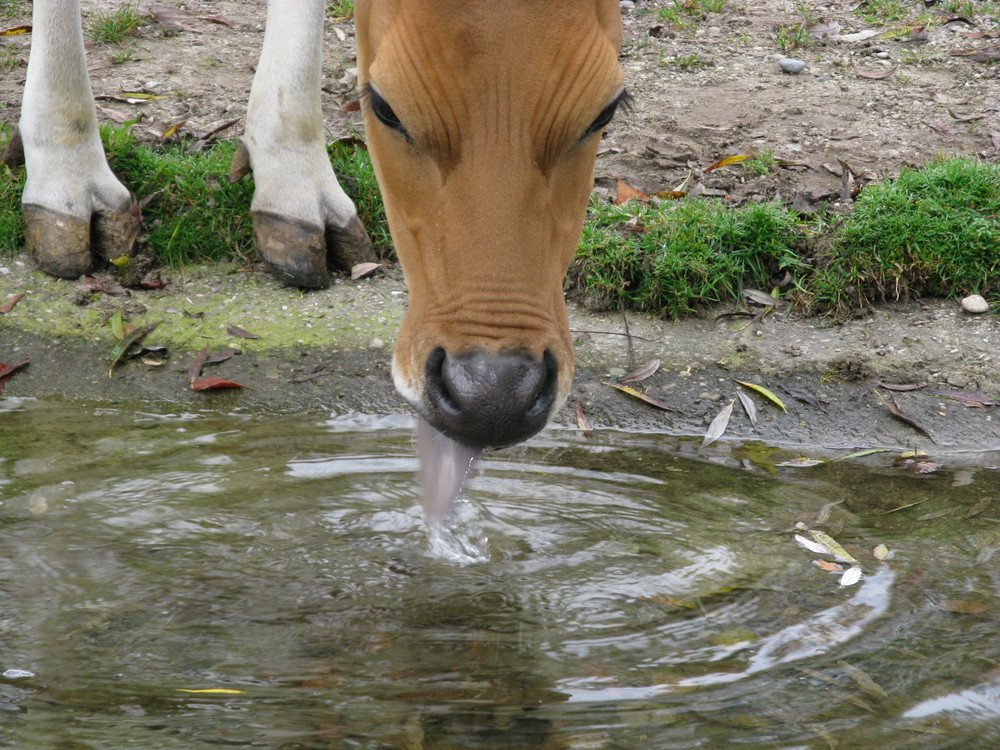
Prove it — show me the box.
[367,86,406,134]
[584,90,632,137]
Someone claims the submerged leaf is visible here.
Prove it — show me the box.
[735,380,787,411]
[778,457,826,468]
[935,600,989,615]
[702,399,735,447]
[873,543,890,561]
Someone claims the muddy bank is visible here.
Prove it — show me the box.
[3,255,999,461]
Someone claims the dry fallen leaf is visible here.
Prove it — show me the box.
[351,262,384,280]
[615,178,651,204]
[606,382,678,412]
[702,399,735,447]
[620,358,660,384]
[190,377,250,391]
[575,402,593,437]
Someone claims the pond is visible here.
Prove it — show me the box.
[1,397,999,749]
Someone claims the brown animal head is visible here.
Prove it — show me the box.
[356,0,624,449]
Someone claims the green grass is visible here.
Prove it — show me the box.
[570,199,807,318]
[328,1,355,20]
[0,125,390,268]
[84,2,141,45]
[806,157,1000,314]
[0,125,24,257]
[2,124,998,319]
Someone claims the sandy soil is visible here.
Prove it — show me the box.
[2,1,999,460]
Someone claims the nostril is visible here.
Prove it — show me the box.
[422,348,560,448]
[527,349,559,419]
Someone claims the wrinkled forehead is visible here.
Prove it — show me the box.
[361,1,623,153]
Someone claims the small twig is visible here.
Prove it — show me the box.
[621,302,636,372]
[569,328,660,343]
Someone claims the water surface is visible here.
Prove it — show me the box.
[2,397,999,748]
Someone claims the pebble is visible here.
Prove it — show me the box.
[779,58,807,74]
[961,294,989,314]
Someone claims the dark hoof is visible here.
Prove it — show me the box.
[24,204,94,278]
[252,211,330,289]
[326,213,376,273]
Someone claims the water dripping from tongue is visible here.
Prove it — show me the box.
[415,417,487,562]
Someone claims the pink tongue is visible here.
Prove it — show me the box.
[415,417,481,526]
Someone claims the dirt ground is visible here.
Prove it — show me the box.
[2,1,1000,461]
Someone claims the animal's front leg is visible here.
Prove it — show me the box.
[15,0,138,279]
[233,0,374,289]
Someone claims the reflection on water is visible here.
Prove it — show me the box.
[2,396,1000,748]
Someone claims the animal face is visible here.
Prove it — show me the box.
[356,0,625,448]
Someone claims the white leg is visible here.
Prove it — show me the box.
[234,0,373,288]
[18,0,137,278]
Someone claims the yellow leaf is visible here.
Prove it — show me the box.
[109,255,131,267]
[178,688,248,694]
[704,154,750,172]
[734,380,787,411]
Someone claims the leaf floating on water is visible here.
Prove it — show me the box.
[795,534,832,555]
[893,453,941,474]
[874,390,934,442]
[177,688,248,694]
[935,599,989,615]
[736,388,757,428]
[226,325,260,340]
[839,565,863,587]
[108,322,159,377]
[831,448,891,462]
[873,543,890,561]
[778,457,826,468]
[575,402,593,437]
[702,399,735,447]
[190,377,250,391]
[814,559,844,572]
[734,380,787,411]
[809,530,859,564]
[619,358,661,384]
[605,382,678,412]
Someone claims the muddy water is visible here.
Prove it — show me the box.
[2,397,999,749]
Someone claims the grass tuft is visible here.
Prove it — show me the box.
[570,199,806,318]
[85,2,142,45]
[806,156,1000,314]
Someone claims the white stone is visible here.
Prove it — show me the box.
[961,294,989,314]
